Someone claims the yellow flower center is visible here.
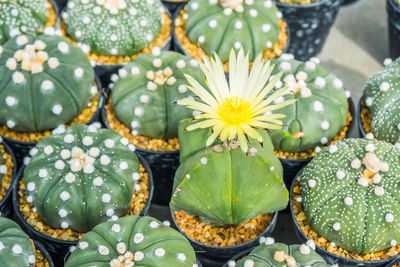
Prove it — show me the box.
[218,96,251,126]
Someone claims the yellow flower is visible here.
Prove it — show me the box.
[177,49,296,152]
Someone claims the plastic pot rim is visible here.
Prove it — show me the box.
[34,240,55,267]
[275,0,343,9]
[0,140,17,210]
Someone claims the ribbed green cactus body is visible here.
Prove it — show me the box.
[236,243,330,267]
[24,125,139,233]
[171,120,287,225]
[185,0,281,62]
[0,149,4,184]
[65,0,162,56]
[0,217,35,267]
[300,138,400,254]
[65,215,198,267]
[0,0,47,45]
[0,35,94,132]
[268,56,348,152]
[112,51,204,140]
[362,58,400,143]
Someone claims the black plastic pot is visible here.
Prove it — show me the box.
[34,240,55,267]
[357,99,368,138]
[341,0,360,5]
[171,209,279,266]
[290,172,395,267]
[387,0,400,60]
[101,92,179,206]
[386,256,400,267]
[12,155,153,266]
[0,140,17,218]
[162,0,187,16]
[222,248,253,267]
[275,0,342,61]
[280,97,355,190]
[172,3,291,59]
[1,76,105,169]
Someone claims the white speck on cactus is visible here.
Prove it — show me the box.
[373,174,382,184]
[330,242,336,247]
[336,170,345,180]
[321,121,330,130]
[365,133,374,139]
[305,61,316,71]
[52,104,63,115]
[329,145,337,154]
[177,252,186,261]
[134,184,141,191]
[344,196,353,206]
[104,139,115,148]
[0,166,7,175]
[296,197,302,202]
[119,161,128,170]
[313,101,324,112]
[83,164,94,174]
[374,186,385,196]
[134,251,144,261]
[12,71,25,84]
[55,160,65,170]
[60,191,70,201]
[332,222,341,231]
[379,82,390,92]
[102,194,111,203]
[167,77,177,86]
[357,177,369,187]
[227,261,235,267]
[58,42,69,54]
[64,134,75,143]
[65,173,76,183]
[385,213,394,223]
[244,259,254,267]
[74,67,84,78]
[93,177,103,187]
[111,224,121,233]
[152,58,162,68]
[61,222,69,228]
[60,149,71,159]
[131,67,140,75]
[48,57,59,69]
[391,240,397,246]
[88,147,100,157]
[381,162,389,172]
[365,143,375,152]
[82,136,93,146]
[27,182,35,191]
[234,41,242,50]
[98,245,109,256]
[163,220,170,227]
[351,158,361,169]
[235,20,243,30]
[300,244,311,255]
[320,137,328,145]
[365,97,373,107]
[30,148,38,157]
[134,107,144,116]
[314,77,326,88]
[106,209,114,217]
[132,172,140,181]
[28,255,35,264]
[149,221,159,228]
[116,242,126,254]
[12,245,22,254]
[100,155,111,165]
[5,96,17,107]
[26,195,33,203]
[333,78,343,89]
[306,240,316,250]
[134,233,144,244]
[79,241,88,249]
[279,62,291,72]
[59,209,68,217]
[308,179,316,188]
[6,58,17,70]
[6,120,16,128]
[200,157,208,165]
[155,248,165,257]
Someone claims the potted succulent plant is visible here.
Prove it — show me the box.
[274,0,342,61]
[268,54,354,186]
[224,237,332,266]
[102,49,204,205]
[0,0,58,45]
[12,125,153,265]
[0,34,104,167]
[0,137,17,218]
[65,215,201,267]
[169,49,295,264]
[173,0,289,71]
[291,138,400,266]
[358,58,400,144]
[0,216,54,267]
[387,0,400,59]
[60,0,172,84]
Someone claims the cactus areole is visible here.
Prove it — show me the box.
[0,0,48,45]
[268,54,349,153]
[362,58,400,143]
[65,0,163,56]
[0,217,36,266]
[0,34,94,132]
[235,239,330,267]
[184,0,282,62]
[300,138,400,254]
[65,215,198,267]
[111,50,204,140]
[24,125,140,233]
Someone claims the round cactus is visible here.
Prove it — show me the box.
[268,55,349,153]
[65,215,198,267]
[65,0,163,57]
[234,239,330,267]
[184,0,282,62]
[111,50,204,140]
[170,119,288,225]
[362,58,400,143]
[0,217,36,266]
[24,124,140,233]
[0,34,94,132]
[300,138,400,254]
[0,0,48,45]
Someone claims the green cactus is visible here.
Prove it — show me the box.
[0,0,48,45]
[65,0,163,56]
[24,124,140,233]
[65,215,198,267]
[268,55,349,153]
[233,239,330,267]
[362,58,400,143]
[0,34,95,132]
[185,0,282,62]
[0,217,36,267]
[300,138,400,254]
[170,119,288,225]
[111,50,204,140]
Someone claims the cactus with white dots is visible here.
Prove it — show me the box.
[267,55,348,153]
[0,0,48,45]
[170,119,288,225]
[362,58,400,143]
[24,125,140,233]
[233,239,330,267]
[0,217,36,266]
[185,0,281,62]
[111,50,204,140]
[65,215,198,267]
[65,0,163,56]
[0,34,95,132]
[300,138,400,254]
